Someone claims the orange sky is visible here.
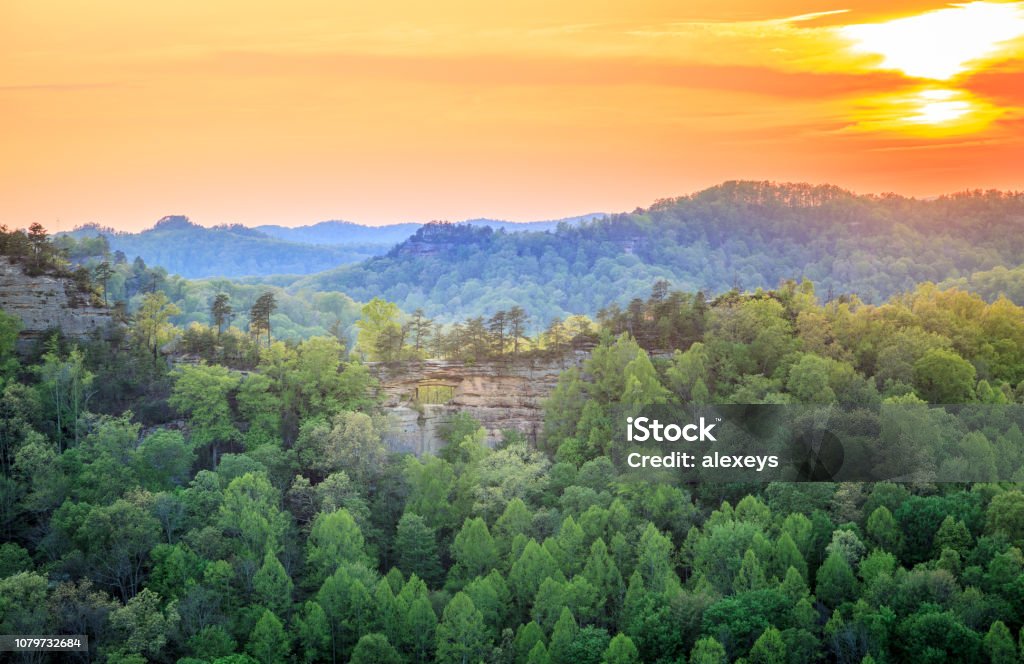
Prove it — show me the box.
[2,1,1023,231]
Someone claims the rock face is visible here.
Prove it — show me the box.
[0,256,117,353]
[368,354,586,456]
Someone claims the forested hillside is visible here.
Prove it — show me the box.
[3,224,1024,663]
[60,214,601,281]
[254,215,599,246]
[59,217,391,279]
[292,182,1024,323]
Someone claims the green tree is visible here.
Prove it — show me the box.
[169,363,241,466]
[247,609,290,664]
[983,620,1015,664]
[405,595,438,663]
[394,512,444,587]
[549,608,579,663]
[436,592,489,664]
[816,552,857,608]
[211,292,234,335]
[188,625,237,660]
[749,627,786,664]
[249,291,278,347]
[602,633,639,664]
[108,588,180,661]
[355,297,404,361]
[133,291,181,359]
[306,508,370,586]
[253,551,293,618]
[986,490,1024,546]
[294,601,330,664]
[316,565,372,663]
[866,506,902,553]
[0,309,22,387]
[0,572,50,636]
[689,636,727,664]
[218,472,289,568]
[34,341,94,449]
[351,633,403,664]
[135,429,196,490]
[450,517,499,588]
[912,348,976,403]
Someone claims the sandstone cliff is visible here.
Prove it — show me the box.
[368,354,586,455]
[0,256,117,353]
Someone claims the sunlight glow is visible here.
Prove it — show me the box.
[909,89,971,124]
[841,2,1024,80]
[850,86,1002,135]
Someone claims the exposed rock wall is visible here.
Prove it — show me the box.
[368,354,586,456]
[0,256,116,352]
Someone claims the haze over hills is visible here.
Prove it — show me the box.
[59,213,601,279]
[282,181,1024,323]
[254,213,604,246]
[53,181,1024,327]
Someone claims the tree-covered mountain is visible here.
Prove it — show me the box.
[5,230,1024,662]
[254,215,600,246]
[58,214,603,281]
[287,182,1024,325]
[58,217,391,279]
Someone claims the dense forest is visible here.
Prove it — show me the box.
[288,182,1024,323]
[3,221,1024,663]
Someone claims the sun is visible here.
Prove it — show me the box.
[840,1,1024,80]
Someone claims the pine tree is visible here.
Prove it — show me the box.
[350,633,403,664]
[983,620,1016,664]
[247,609,290,664]
[394,512,444,587]
[749,627,786,664]
[249,291,277,347]
[582,538,624,627]
[294,601,330,664]
[436,592,489,664]
[514,622,546,664]
[405,596,438,663]
[450,517,499,588]
[602,633,639,664]
[816,552,857,608]
[253,551,293,619]
[507,306,528,357]
[689,636,727,664]
[211,292,233,335]
[733,548,767,592]
[549,608,579,663]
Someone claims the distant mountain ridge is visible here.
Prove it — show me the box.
[254,214,603,245]
[283,181,1024,323]
[59,213,602,279]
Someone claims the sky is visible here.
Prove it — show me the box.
[2,1,1023,231]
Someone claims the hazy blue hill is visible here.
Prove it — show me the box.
[253,214,601,245]
[60,214,603,279]
[288,181,1024,323]
[253,220,421,246]
[60,216,391,279]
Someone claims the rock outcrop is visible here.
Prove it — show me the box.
[0,256,117,353]
[368,354,586,456]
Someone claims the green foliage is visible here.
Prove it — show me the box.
[913,349,977,403]
[602,633,639,664]
[246,609,290,664]
[8,220,1024,664]
[351,632,403,664]
[436,592,489,664]
[816,552,858,608]
[395,512,444,587]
